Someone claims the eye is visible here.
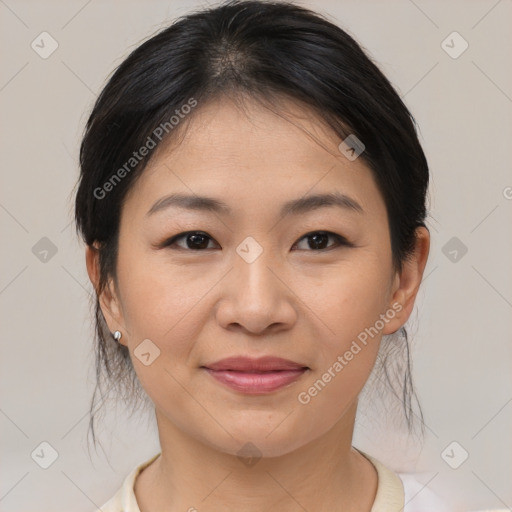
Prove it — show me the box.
[158,230,353,252]
[162,231,219,251]
[293,231,352,251]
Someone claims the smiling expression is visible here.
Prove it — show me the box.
[95,95,415,457]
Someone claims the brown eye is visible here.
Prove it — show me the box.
[293,231,352,251]
[163,231,219,250]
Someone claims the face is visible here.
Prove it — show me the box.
[89,96,426,458]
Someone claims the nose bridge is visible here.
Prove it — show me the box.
[214,234,295,333]
[233,234,279,303]
[216,226,298,334]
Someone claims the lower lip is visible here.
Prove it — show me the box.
[203,368,307,394]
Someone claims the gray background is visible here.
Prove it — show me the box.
[1,0,511,510]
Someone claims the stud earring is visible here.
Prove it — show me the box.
[112,330,122,343]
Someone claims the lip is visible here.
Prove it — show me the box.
[204,356,307,372]
[202,356,309,394]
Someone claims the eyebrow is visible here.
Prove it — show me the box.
[145,191,364,219]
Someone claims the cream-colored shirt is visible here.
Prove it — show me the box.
[98,451,448,512]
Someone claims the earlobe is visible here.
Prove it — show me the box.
[382,226,430,335]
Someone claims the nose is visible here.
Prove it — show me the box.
[215,243,298,335]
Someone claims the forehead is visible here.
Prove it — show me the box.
[122,96,387,223]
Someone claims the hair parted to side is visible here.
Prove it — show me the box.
[73,0,429,452]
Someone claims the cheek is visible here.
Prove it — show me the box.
[294,258,390,402]
[303,258,391,351]
[116,247,220,343]
[115,253,210,414]
[294,268,388,431]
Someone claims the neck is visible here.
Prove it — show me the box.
[135,403,378,512]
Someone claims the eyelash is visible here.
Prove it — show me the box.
[158,230,354,252]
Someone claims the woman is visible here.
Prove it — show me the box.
[74,1,445,510]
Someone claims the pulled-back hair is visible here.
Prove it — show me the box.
[74,0,429,450]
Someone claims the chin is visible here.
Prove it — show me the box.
[199,422,311,460]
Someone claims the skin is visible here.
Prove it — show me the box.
[86,95,430,512]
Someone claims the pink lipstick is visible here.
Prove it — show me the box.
[202,356,308,394]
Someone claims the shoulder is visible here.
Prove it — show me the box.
[357,449,450,512]
[97,453,161,512]
[99,488,124,512]
[398,472,451,512]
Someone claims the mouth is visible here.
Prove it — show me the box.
[201,356,309,394]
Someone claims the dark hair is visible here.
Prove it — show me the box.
[74,0,429,451]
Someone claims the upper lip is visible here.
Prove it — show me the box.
[203,356,308,372]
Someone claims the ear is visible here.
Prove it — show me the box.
[382,226,430,335]
[85,244,127,346]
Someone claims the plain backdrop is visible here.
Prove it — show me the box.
[1,1,511,511]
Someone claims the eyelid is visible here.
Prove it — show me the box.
[154,230,217,250]
[293,231,354,250]
[155,230,354,251]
